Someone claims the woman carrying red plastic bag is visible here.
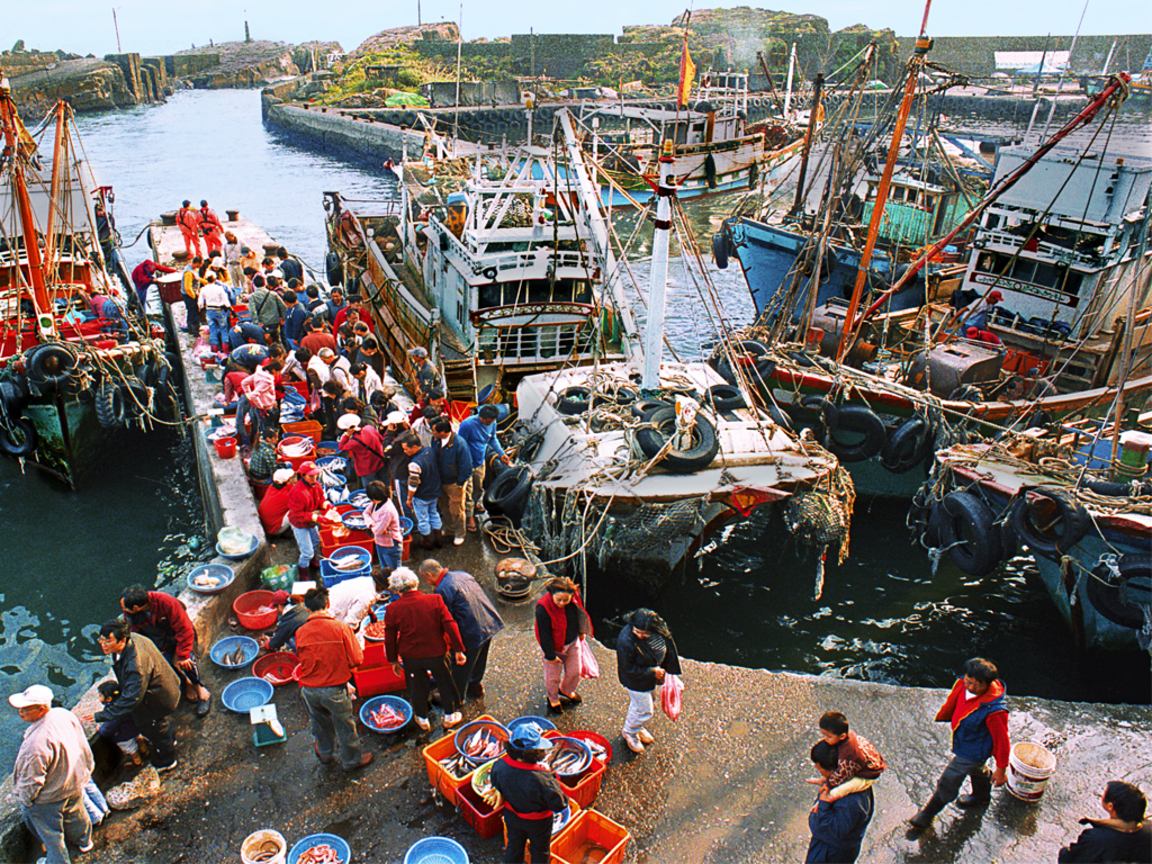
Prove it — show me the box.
[615,608,682,754]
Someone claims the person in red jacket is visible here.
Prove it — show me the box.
[337,413,387,488]
[258,468,296,537]
[176,200,202,257]
[382,567,466,732]
[908,657,1010,832]
[198,200,224,255]
[131,258,177,313]
[119,585,212,717]
[534,576,592,716]
[287,461,331,579]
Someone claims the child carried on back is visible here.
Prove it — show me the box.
[812,711,886,800]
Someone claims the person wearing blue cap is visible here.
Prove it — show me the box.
[486,723,568,863]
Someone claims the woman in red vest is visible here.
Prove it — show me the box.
[534,577,592,715]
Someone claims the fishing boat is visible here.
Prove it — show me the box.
[581,70,807,208]
[910,423,1151,653]
[323,108,636,404]
[0,79,177,487]
[503,138,852,592]
[714,28,1148,498]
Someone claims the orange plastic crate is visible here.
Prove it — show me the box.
[558,756,606,810]
[281,419,322,441]
[353,662,405,698]
[422,715,494,806]
[550,809,630,864]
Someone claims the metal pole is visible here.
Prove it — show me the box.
[641,140,676,390]
[112,8,122,53]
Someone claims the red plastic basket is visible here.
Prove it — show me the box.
[456,782,504,839]
[252,652,300,686]
[559,757,606,810]
[233,591,279,630]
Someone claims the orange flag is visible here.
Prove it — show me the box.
[677,35,695,108]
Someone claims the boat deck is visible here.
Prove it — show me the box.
[149,213,277,268]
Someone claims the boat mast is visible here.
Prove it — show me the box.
[789,73,823,218]
[834,3,934,362]
[641,140,676,390]
[43,102,68,281]
[0,71,53,331]
[784,43,796,120]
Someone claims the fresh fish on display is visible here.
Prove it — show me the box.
[368,703,406,729]
[542,741,590,776]
[280,440,313,458]
[438,753,474,779]
[584,740,608,762]
[253,605,276,615]
[332,555,363,571]
[223,647,248,666]
[463,729,504,760]
[296,844,344,864]
[319,468,343,488]
[193,574,220,588]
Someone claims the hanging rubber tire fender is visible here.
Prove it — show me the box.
[325,252,344,287]
[934,490,1004,577]
[1009,486,1091,558]
[881,416,935,473]
[95,381,126,430]
[0,379,30,414]
[0,417,37,459]
[1086,554,1151,630]
[822,405,886,463]
[484,465,533,524]
[26,344,77,392]
[556,386,591,415]
[635,406,720,473]
[712,231,729,269]
[631,399,672,421]
[705,384,745,412]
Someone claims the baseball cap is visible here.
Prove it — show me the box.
[270,590,290,605]
[297,461,321,476]
[408,347,428,358]
[337,413,361,431]
[509,722,553,750]
[9,685,53,709]
[987,290,1003,302]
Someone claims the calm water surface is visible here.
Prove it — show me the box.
[2,91,1147,765]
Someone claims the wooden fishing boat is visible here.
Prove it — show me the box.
[0,80,177,487]
[715,36,1148,497]
[582,70,806,208]
[912,426,1151,653]
[504,140,851,591]
[323,109,636,404]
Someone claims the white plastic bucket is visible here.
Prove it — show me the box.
[241,829,287,864]
[1007,741,1057,802]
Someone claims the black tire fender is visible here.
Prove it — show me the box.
[0,379,31,413]
[325,251,344,287]
[484,465,533,525]
[935,490,1004,577]
[26,343,77,392]
[1009,486,1091,558]
[95,381,126,430]
[0,417,37,458]
[823,405,886,463]
[1086,554,1152,630]
[706,384,745,412]
[556,386,591,415]
[635,406,720,473]
[712,231,729,269]
[881,416,935,473]
[631,399,672,421]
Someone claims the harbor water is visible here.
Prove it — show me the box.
[3,88,1148,766]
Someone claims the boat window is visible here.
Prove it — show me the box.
[478,284,502,309]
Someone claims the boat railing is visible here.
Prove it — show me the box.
[481,249,595,276]
[976,228,1100,267]
[476,319,600,363]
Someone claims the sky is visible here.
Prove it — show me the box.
[5,0,1148,59]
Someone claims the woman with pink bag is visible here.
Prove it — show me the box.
[533,577,593,716]
[615,609,682,754]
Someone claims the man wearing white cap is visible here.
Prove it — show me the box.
[10,685,95,863]
[337,413,387,489]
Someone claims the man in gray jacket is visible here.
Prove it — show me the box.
[10,684,95,864]
[95,620,182,772]
[418,560,504,700]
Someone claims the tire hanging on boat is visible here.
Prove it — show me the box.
[95,380,126,430]
[1008,486,1091,558]
[556,386,592,415]
[484,465,533,526]
[635,406,720,473]
[25,343,77,393]
[630,398,672,421]
[0,417,37,459]
[712,232,729,269]
[703,153,718,189]
[932,490,1004,577]
[705,384,745,412]
[325,252,344,288]
[1086,554,1152,630]
[821,404,886,463]
[880,416,935,473]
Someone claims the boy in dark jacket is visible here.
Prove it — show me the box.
[814,711,885,800]
[807,740,875,863]
[1059,781,1152,863]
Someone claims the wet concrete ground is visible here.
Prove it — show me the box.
[66,533,1152,864]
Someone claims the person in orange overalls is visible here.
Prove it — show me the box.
[177,200,202,257]
[198,200,224,255]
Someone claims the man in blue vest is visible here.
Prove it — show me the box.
[400,432,442,550]
[908,657,1009,832]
